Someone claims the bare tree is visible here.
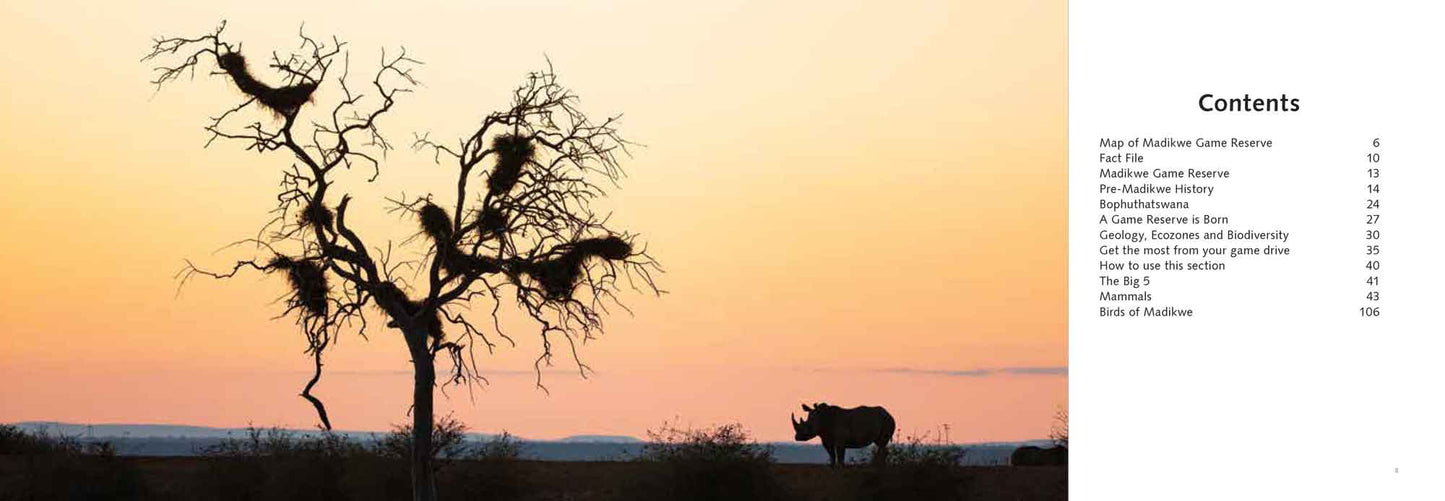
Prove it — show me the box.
[1050,407,1068,449]
[144,21,660,501]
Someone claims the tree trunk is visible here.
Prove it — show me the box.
[408,331,438,501]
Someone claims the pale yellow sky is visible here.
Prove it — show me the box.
[0,0,1064,441]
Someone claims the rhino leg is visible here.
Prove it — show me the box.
[822,441,837,466]
[872,443,889,466]
[835,446,847,467]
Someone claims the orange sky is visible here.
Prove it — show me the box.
[0,0,1064,442]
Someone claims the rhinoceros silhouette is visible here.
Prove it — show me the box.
[791,402,895,467]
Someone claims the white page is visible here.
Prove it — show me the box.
[1071,2,1444,499]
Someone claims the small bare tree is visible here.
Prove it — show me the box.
[144,21,660,501]
[1050,407,1068,449]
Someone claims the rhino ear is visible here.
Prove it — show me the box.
[802,404,813,412]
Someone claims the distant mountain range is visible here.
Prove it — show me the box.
[8,421,1050,465]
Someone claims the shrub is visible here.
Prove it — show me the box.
[0,424,83,455]
[371,414,469,461]
[0,424,147,500]
[1050,407,1069,449]
[622,421,787,501]
[197,426,363,501]
[856,433,968,501]
[367,417,533,501]
[468,431,524,462]
[445,431,529,501]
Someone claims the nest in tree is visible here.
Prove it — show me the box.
[417,203,453,243]
[520,237,632,300]
[487,134,535,196]
[523,254,586,301]
[442,250,503,278]
[268,255,295,270]
[268,255,329,317]
[440,250,466,276]
[298,199,333,231]
[216,51,317,117]
[572,236,632,261]
[475,207,508,236]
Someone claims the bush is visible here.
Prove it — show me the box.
[855,433,968,501]
[372,414,469,461]
[191,419,530,501]
[445,432,529,501]
[1050,407,1068,449]
[468,431,524,462]
[0,422,532,501]
[0,424,83,455]
[0,424,147,500]
[366,418,533,501]
[622,422,787,501]
[197,426,364,501]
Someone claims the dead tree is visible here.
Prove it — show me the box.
[144,21,660,501]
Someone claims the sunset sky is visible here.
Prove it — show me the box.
[0,0,1064,442]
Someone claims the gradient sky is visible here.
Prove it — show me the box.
[0,0,1064,442]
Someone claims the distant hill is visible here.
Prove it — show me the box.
[555,435,642,443]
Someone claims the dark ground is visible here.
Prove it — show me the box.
[0,456,1065,501]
